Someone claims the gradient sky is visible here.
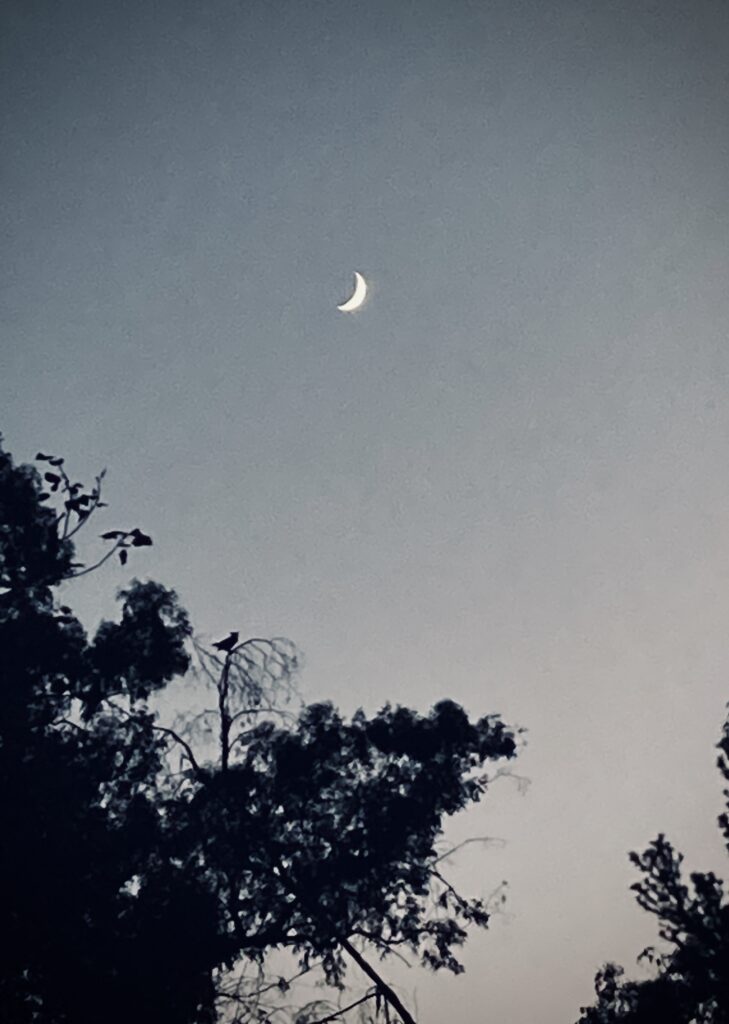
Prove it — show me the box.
[3,1,729,1020]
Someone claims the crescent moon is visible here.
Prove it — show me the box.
[337,271,368,312]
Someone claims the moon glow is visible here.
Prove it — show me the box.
[337,271,368,312]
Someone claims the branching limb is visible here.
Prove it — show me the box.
[105,699,202,777]
[349,931,413,968]
[338,936,417,1024]
[270,863,418,1024]
[486,766,531,794]
[431,869,473,914]
[434,835,506,864]
[306,990,377,1024]
[65,539,125,579]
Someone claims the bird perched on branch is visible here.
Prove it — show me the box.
[212,631,239,654]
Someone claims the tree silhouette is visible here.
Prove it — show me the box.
[576,711,729,1024]
[0,435,520,1024]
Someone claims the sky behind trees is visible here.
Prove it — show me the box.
[3,1,729,1020]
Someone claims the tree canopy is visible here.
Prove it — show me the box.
[0,435,520,1024]
[576,711,729,1024]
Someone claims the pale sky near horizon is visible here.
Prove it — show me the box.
[3,1,729,1020]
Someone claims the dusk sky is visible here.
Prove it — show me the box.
[3,1,729,1020]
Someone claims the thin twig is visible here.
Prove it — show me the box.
[65,541,122,579]
[434,835,506,864]
[307,991,377,1024]
[105,699,202,776]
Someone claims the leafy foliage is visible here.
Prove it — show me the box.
[576,711,729,1024]
[172,699,515,985]
[0,445,74,592]
[0,435,520,1024]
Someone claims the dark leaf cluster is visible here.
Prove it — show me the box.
[577,709,729,1024]
[0,441,205,1024]
[169,700,516,987]
[0,436,519,1024]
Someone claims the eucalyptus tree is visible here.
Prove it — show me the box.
[0,435,520,1024]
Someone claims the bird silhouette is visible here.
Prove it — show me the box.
[212,631,239,654]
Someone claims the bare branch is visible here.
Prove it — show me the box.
[152,724,203,777]
[486,766,531,794]
[65,540,123,579]
[434,835,506,865]
[338,936,417,1024]
[306,990,377,1024]
[105,699,202,777]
